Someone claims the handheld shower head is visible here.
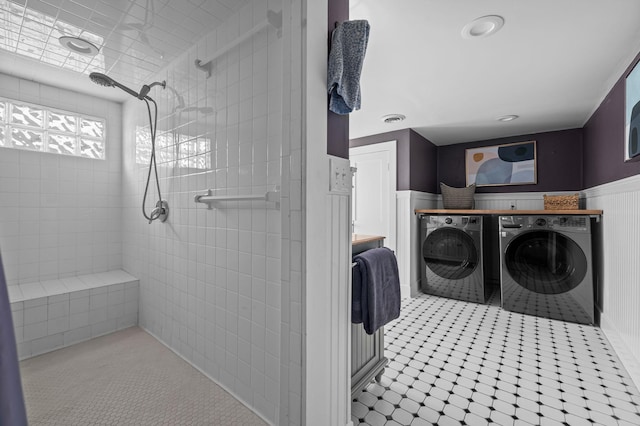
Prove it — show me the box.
[89,72,114,87]
[89,71,169,225]
[89,72,141,99]
[138,80,166,100]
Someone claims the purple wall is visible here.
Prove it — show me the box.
[409,130,438,193]
[437,129,584,193]
[583,53,640,188]
[327,0,349,158]
[350,129,438,192]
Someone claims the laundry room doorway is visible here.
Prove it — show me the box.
[350,140,397,253]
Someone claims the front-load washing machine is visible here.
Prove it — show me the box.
[420,215,488,304]
[499,215,594,325]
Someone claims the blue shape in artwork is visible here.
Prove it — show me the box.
[475,158,512,184]
[498,143,534,162]
[511,170,534,183]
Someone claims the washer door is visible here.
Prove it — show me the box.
[423,228,478,280]
[505,230,587,294]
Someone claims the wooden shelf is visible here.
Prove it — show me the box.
[352,234,385,246]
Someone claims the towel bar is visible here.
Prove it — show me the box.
[194,189,280,209]
[195,11,282,78]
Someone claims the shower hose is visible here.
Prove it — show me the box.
[142,97,164,224]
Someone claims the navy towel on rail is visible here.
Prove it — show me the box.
[352,247,400,334]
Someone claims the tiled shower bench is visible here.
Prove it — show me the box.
[7,270,139,360]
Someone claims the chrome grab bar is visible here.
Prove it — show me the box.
[194,189,280,209]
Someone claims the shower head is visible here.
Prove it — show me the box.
[138,80,166,100]
[89,72,141,99]
[89,72,114,87]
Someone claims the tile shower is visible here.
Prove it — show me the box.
[120,1,303,424]
[0,0,304,424]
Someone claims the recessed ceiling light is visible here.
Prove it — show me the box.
[381,114,406,124]
[462,15,504,39]
[58,36,99,56]
[497,115,519,122]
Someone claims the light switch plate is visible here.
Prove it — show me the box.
[329,156,351,193]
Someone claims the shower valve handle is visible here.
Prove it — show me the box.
[148,200,169,224]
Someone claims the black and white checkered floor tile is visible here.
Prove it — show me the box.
[352,293,640,426]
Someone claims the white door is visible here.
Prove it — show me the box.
[350,141,397,252]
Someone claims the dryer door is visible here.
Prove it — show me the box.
[423,228,478,280]
[504,230,587,294]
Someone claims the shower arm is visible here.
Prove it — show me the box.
[138,80,166,100]
[146,81,164,90]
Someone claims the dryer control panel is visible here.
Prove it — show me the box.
[423,215,482,231]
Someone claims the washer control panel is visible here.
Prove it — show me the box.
[500,215,589,232]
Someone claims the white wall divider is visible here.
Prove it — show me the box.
[327,189,352,426]
[584,174,640,391]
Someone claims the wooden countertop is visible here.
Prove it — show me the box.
[352,234,385,245]
[415,209,603,215]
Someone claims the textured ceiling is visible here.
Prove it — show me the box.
[0,0,248,102]
[5,1,640,146]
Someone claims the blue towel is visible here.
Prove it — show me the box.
[352,248,400,335]
[352,262,364,324]
[328,20,370,114]
[0,250,28,426]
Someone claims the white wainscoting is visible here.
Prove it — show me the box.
[473,192,546,210]
[467,191,583,211]
[327,190,352,426]
[307,155,352,426]
[396,191,438,298]
[584,174,640,391]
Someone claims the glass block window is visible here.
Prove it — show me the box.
[135,125,211,170]
[0,97,106,159]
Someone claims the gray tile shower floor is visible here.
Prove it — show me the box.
[20,327,266,426]
[352,293,640,426]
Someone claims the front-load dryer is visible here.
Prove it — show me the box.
[499,215,594,325]
[420,215,488,304]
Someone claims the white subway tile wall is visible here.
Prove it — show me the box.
[121,1,302,424]
[0,73,123,286]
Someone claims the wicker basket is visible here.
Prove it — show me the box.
[543,193,579,210]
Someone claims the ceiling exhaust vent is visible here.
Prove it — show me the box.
[381,114,406,124]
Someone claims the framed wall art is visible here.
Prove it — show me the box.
[465,141,537,187]
[625,59,640,160]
